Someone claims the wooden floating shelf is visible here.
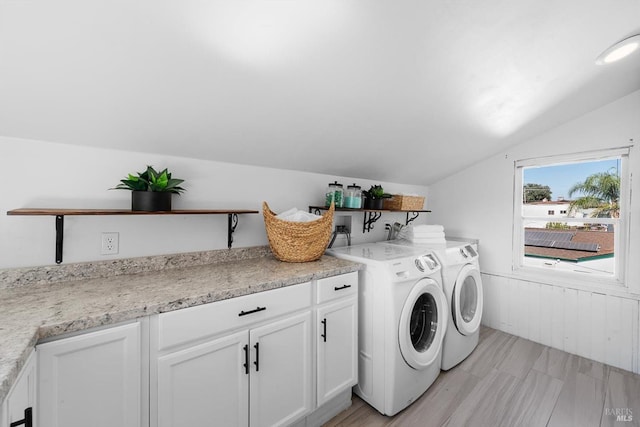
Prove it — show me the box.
[307,206,432,233]
[7,208,259,264]
[7,208,259,216]
[307,206,431,213]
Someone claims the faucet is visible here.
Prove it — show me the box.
[385,222,404,240]
[328,225,351,248]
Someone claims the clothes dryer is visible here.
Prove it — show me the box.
[378,239,483,370]
[326,243,447,416]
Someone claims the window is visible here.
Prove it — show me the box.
[513,148,630,285]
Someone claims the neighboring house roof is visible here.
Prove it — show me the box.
[524,200,572,205]
[524,228,614,262]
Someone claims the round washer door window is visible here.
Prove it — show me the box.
[398,278,448,370]
[452,264,483,336]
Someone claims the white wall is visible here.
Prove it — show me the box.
[482,275,638,373]
[429,90,640,372]
[0,137,429,269]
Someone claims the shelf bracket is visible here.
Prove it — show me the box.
[405,212,420,225]
[55,215,64,264]
[227,213,239,249]
[363,211,383,233]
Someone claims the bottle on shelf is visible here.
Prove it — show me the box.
[325,181,344,208]
[344,184,362,209]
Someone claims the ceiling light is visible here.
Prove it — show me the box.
[596,34,640,65]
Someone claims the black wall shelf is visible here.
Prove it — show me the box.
[308,206,431,233]
[7,208,259,264]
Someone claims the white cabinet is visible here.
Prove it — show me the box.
[152,282,313,427]
[316,298,358,406]
[1,269,359,427]
[315,273,358,407]
[37,321,143,427]
[249,312,312,427]
[156,331,249,427]
[1,352,36,427]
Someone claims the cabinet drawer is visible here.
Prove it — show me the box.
[316,272,358,304]
[158,282,312,351]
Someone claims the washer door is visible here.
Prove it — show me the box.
[398,278,448,370]
[452,264,483,336]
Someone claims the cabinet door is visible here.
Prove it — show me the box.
[2,352,36,427]
[317,297,358,406]
[156,330,249,427]
[37,322,141,427]
[249,311,312,427]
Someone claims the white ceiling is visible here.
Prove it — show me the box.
[1,0,639,185]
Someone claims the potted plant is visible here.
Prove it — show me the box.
[362,185,392,209]
[112,166,185,211]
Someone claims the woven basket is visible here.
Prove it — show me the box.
[262,202,334,262]
[383,194,425,210]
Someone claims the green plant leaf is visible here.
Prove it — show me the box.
[165,178,184,187]
[156,171,169,189]
[139,169,149,181]
[114,165,186,193]
[148,169,157,184]
[111,179,145,191]
[164,179,185,194]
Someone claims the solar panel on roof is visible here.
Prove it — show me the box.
[525,238,562,247]
[524,237,600,252]
[556,241,600,252]
[524,230,574,242]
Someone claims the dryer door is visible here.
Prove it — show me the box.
[452,264,483,336]
[398,278,448,370]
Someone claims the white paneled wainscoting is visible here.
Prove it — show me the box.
[481,274,640,374]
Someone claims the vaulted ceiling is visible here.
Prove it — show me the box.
[1,0,639,185]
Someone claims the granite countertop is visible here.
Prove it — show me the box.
[0,251,361,403]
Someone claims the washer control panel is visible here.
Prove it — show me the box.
[390,253,441,281]
[415,254,439,272]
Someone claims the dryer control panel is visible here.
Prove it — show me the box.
[389,253,441,282]
[445,243,479,265]
[458,244,478,260]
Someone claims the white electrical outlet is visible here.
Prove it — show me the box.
[101,232,119,255]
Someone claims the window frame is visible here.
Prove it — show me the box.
[512,147,630,288]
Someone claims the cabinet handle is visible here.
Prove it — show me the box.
[10,407,32,427]
[334,284,351,291]
[321,318,327,342]
[238,306,267,317]
[243,344,249,375]
[254,342,260,372]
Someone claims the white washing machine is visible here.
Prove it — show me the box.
[326,243,447,416]
[379,239,483,371]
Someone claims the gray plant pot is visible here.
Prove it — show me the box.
[364,198,384,210]
[131,191,172,211]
